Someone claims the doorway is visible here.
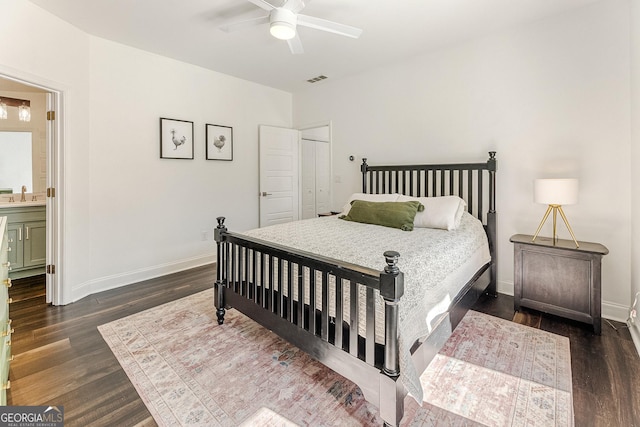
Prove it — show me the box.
[258,123,332,227]
[300,124,331,219]
[0,74,61,305]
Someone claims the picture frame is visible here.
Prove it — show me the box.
[160,118,194,159]
[206,124,233,161]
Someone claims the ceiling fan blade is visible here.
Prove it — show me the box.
[220,15,269,33]
[297,14,362,39]
[287,33,304,54]
[247,0,276,11]
[283,0,307,13]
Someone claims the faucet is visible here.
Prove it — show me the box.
[21,185,26,202]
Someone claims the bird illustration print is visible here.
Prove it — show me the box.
[171,129,187,150]
[213,135,226,151]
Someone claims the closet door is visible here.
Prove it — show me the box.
[301,140,331,219]
[314,141,331,215]
[301,142,316,219]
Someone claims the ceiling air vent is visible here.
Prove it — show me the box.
[306,75,328,83]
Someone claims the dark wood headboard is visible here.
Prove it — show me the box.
[360,151,498,294]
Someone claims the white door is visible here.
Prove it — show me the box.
[259,125,299,227]
[45,92,58,304]
[315,141,331,214]
[300,141,316,219]
[300,140,331,219]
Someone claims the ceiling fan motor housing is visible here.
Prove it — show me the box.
[269,8,297,40]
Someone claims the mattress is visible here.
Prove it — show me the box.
[240,212,491,402]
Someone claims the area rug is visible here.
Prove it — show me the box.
[98,289,574,426]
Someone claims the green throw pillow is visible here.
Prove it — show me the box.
[339,200,424,231]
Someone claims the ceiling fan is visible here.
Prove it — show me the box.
[220,0,363,54]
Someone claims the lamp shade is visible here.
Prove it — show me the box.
[534,179,578,205]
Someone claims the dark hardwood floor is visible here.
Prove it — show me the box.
[7,267,640,426]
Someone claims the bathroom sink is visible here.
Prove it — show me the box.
[0,194,46,207]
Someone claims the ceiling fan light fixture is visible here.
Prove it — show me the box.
[270,22,295,40]
[269,8,297,40]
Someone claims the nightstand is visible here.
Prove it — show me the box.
[510,234,608,334]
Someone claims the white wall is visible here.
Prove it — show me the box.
[630,0,640,350]
[0,0,292,303]
[0,0,92,304]
[293,0,632,321]
[85,38,292,296]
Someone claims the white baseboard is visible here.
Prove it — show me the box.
[496,280,514,296]
[70,253,215,304]
[601,300,630,323]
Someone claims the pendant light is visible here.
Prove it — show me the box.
[18,101,31,122]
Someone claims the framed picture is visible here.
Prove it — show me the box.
[160,118,194,159]
[206,124,233,161]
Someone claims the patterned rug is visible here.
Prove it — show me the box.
[98,289,574,426]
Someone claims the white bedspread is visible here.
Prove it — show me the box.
[241,212,490,403]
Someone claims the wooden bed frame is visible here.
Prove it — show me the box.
[214,151,497,426]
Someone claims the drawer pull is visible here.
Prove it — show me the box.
[2,381,10,390]
[1,329,13,337]
[18,228,22,242]
[7,298,12,304]
[3,279,11,288]
[6,247,10,252]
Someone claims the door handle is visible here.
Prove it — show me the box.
[260,192,273,197]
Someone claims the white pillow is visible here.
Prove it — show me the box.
[396,195,467,230]
[341,193,400,215]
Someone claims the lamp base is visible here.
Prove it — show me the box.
[532,204,579,248]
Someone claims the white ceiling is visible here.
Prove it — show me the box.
[23,0,602,93]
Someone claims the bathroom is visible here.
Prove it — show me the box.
[0,78,48,281]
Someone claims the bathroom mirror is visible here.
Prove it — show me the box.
[0,131,33,194]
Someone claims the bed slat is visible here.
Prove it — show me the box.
[321,271,329,341]
[349,281,358,357]
[365,287,375,365]
[335,277,344,348]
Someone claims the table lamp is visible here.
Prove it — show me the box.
[531,178,579,248]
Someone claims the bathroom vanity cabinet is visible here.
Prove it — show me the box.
[1,205,46,279]
[0,216,13,404]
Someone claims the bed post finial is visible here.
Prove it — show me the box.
[215,216,228,325]
[361,158,369,193]
[383,251,400,275]
[487,151,497,172]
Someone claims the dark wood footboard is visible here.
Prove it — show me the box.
[214,217,408,425]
